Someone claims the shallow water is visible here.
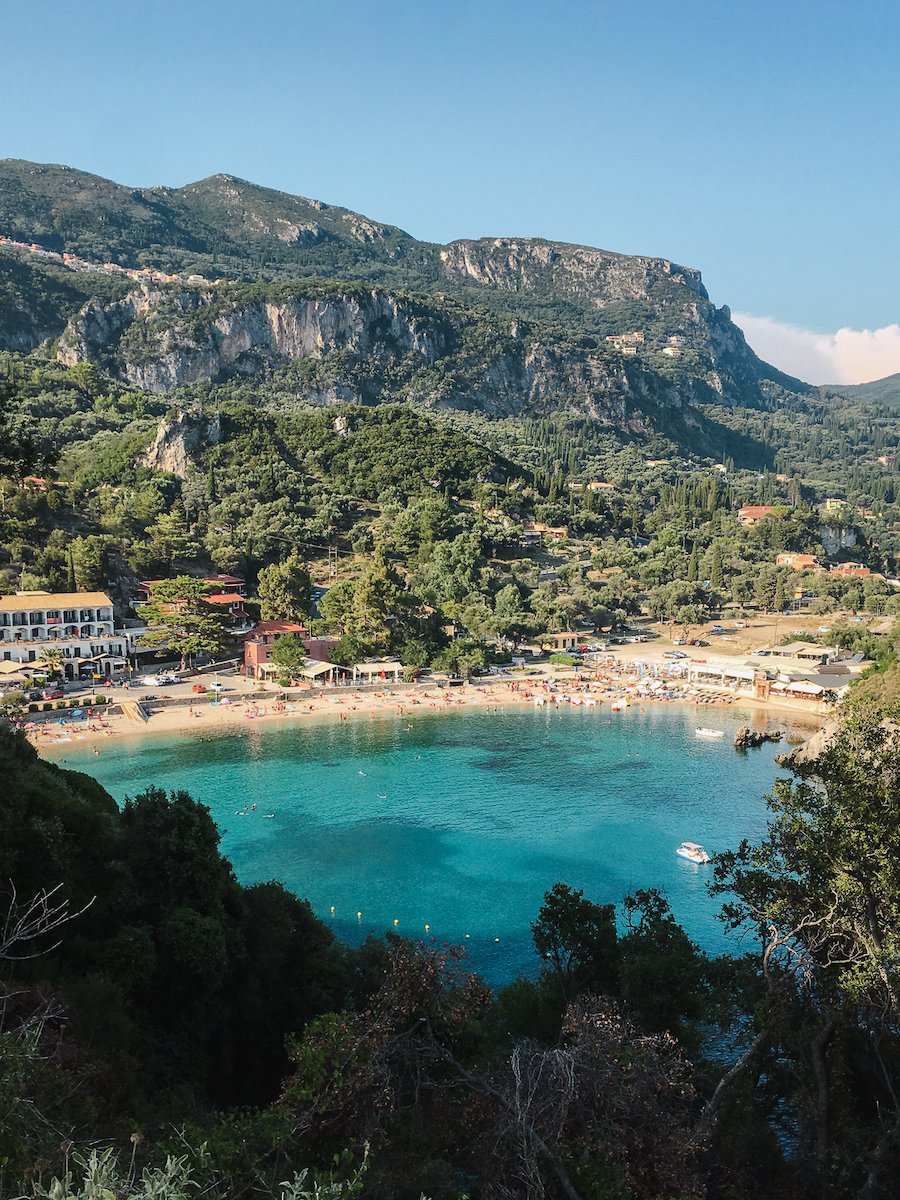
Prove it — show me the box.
[46,705,790,983]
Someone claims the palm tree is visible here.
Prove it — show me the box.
[37,646,64,682]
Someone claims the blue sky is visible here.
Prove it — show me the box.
[3,0,899,380]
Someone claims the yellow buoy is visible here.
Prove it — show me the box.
[357,911,362,920]
[424,923,430,932]
[393,918,399,926]
[330,905,335,915]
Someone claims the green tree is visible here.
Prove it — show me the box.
[66,361,102,398]
[531,882,619,1002]
[37,645,63,681]
[139,577,231,664]
[69,535,108,591]
[268,633,307,678]
[431,639,486,678]
[711,701,900,1188]
[257,553,312,622]
[774,574,786,612]
[144,508,200,574]
[619,888,707,1037]
[709,540,724,591]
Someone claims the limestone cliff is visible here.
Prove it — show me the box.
[54,280,704,427]
[144,409,221,477]
[439,238,708,302]
[57,286,450,393]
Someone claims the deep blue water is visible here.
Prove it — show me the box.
[45,705,794,983]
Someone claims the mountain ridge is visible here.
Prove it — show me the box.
[0,158,812,441]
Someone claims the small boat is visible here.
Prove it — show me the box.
[676,841,712,864]
[695,727,725,738]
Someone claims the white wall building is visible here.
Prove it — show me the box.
[0,591,127,678]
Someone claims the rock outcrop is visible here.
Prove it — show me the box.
[58,286,449,394]
[734,726,784,749]
[439,237,708,302]
[144,409,221,477]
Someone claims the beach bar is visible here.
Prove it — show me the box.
[352,659,403,683]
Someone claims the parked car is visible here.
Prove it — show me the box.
[663,650,687,660]
[137,674,162,686]
[156,674,179,685]
[41,688,65,700]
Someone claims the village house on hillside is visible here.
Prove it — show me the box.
[776,552,819,570]
[738,505,776,526]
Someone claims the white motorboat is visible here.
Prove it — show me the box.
[695,727,725,738]
[675,841,712,864]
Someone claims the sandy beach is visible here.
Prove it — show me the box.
[23,653,827,754]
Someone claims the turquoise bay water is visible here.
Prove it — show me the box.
[46,706,790,983]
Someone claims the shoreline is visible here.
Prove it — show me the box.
[27,672,826,754]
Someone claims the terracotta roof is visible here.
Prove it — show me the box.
[0,591,113,612]
[206,592,245,604]
[250,620,307,635]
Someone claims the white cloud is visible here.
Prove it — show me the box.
[732,312,900,386]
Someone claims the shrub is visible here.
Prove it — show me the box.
[42,702,52,712]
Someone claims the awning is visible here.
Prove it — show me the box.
[298,659,339,679]
[353,660,403,678]
[771,680,824,696]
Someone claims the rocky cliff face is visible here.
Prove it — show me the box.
[57,286,451,393]
[54,281,702,427]
[439,237,708,302]
[144,409,221,477]
[56,285,165,368]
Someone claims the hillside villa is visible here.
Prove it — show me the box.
[738,505,776,526]
[776,552,819,570]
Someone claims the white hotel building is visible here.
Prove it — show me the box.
[0,591,128,679]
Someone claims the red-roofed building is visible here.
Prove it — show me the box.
[738,505,776,526]
[243,619,338,680]
[133,574,246,606]
[776,553,819,570]
[829,562,871,578]
[206,592,250,628]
